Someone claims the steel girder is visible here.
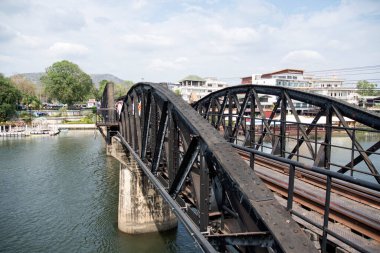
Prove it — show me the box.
[108,83,317,253]
[192,85,380,183]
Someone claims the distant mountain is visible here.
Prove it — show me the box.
[15,72,44,86]
[90,74,125,87]
[12,73,125,88]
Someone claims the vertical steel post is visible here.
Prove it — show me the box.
[280,92,287,158]
[250,92,255,170]
[324,107,333,169]
[150,98,157,156]
[351,129,355,177]
[199,146,209,232]
[168,108,179,186]
[228,93,233,143]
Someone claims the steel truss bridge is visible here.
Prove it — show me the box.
[97,83,380,253]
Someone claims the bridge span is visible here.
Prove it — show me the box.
[97,82,380,253]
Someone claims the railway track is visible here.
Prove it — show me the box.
[236,149,380,242]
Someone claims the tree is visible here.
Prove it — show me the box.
[95,79,109,100]
[10,74,37,96]
[96,80,134,100]
[0,74,22,122]
[10,75,41,109]
[41,60,94,105]
[115,81,134,98]
[356,80,378,96]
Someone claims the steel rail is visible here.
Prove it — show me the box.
[232,144,380,251]
[237,150,380,209]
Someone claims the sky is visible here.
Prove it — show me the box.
[0,0,380,84]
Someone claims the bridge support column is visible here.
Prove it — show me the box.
[109,137,178,234]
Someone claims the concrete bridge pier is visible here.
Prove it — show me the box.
[108,137,178,234]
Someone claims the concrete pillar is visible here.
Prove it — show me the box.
[110,137,177,234]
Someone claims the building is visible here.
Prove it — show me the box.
[87,98,97,108]
[305,76,359,105]
[241,69,360,112]
[175,75,228,103]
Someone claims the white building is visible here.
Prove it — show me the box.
[174,75,228,103]
[305,76,359,105]
[241,69,360,113]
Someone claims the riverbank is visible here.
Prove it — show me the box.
[52,123,96,130]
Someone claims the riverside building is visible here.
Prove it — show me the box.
[241,69,360,114]
[174,75,228,103]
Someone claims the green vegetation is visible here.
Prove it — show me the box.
[96,79,134,100]
[41,60,94,105]
[63,114,95,124]
[356,80,379,96]
[174,89,182,96]
[0,74,22,122]
[10,75,41,112]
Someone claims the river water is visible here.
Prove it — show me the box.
[1,131,378,253]
[0,131,200,253]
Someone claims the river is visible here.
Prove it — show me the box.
[1,130,378,252]
[0,131,200,253]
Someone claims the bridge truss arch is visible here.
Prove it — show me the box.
[113,83,318,253]
[193,84,380,184]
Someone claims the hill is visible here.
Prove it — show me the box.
[12,73,125,88]
[90,74,125,87]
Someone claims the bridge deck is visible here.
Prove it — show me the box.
[253,162,380,252]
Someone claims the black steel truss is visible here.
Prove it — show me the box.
[193,85,380,183]
[99,83,318,253]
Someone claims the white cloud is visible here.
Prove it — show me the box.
[17,34,43,48]
[48,42,89,57]
[282,50,324,64]
[208,25,260,45]
[148,57,189,71]
[121,33,173,50]
[0,0,379,82]
[0,24,17,42]
[132,0,148,10]
[46,9,86,32]
[0,54,14,63]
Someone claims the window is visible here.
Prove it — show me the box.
[208,84,212,87]
[218,84,223,87]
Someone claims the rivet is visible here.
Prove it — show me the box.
[280,232,285,236]
[293,229,298,233]
[289,245,294,249]
[303,242,308,246]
